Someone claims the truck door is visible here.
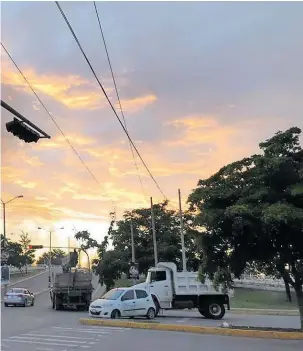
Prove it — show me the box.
[149,270,172,307]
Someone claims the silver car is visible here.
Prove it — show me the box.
[4,288,35,307]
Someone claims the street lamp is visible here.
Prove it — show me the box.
[1,195,23,246]
[38,226,64,287]
[1,195,23,294]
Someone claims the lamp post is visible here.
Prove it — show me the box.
[38,226,64,287]
[1,195,23,294]
[1,195,23,246]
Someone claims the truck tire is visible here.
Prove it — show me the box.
[54,295,62,311]
[151,295,160,316]
[205,303,225,320]
[198,308,205,317]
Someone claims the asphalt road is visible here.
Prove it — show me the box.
[1,267,62,301]
[155,310,302,329]
[1,277,302,351]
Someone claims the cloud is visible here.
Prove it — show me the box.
[118,94,157,113]
[2,60,158,114]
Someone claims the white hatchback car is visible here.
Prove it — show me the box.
[89,287,156,319]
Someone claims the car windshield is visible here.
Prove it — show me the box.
[9,288,24,294]
[101,289,125,300]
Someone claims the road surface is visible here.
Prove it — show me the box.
[155,310,302,329]
[2,284,303,351]
[1,267,62,301]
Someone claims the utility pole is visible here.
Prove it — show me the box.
[49,230,52,287]
[1,195,24,294]
[178,189,187,272]
[3,202,6,243]
[150,197,158,266]
[130,218,135,263]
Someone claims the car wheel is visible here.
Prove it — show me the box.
[206,303,225,320]
[146,307,156,320]
[110,309,121,319]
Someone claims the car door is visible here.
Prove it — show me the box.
[120,290,137,317]
[135,289,150,315]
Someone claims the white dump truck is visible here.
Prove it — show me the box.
[133,261,231,319]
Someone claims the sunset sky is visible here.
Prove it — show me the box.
[1,1,303,253]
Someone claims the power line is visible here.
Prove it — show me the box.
[55,1,167,200]
[1,42,108,197]
[93,1,146,199]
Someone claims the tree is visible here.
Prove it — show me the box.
[109,201,200,275]
[74,230,100,270]
[19,232,35,273]
[36,249,66,265]
[1,235,27,273]
[188,127,303,329]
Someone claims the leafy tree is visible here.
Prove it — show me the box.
[188,127,303,329]
[1,235,27,273]
[36,249,66,265]
[74,230,100,270]
[109,201,200,275]
[19,232,35,272]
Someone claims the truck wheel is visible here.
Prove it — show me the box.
[198,308,205,317]
[206,303,225,320]
[152,295,160,316]
[110,309,120,319]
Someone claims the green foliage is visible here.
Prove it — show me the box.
[19,231,35,265]
[1,235,27,272]
[36,248,66,265]
[188,127,303,327]
[92,206,200,291]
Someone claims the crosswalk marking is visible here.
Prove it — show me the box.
[10,336,87,344]
[3,324,128,350]
[3,340,76,347]
[23,333,93,340]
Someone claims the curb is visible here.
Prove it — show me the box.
[230,309,299,316]
[79,318,303,340]
[175,308,299,316]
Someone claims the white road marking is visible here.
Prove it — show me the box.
[10,336,87,344]
[4,340,76,347]
[24,333,93,340]
[52,326,125,332]
[175,318,192,323]
[35,348,54,351]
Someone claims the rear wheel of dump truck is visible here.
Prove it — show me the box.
[204,303,225,320]
[54,295,63,311]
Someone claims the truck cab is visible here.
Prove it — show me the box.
[133,262,231,319]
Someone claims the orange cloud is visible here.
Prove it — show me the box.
[2,60,157,113]
[118,94,157,113]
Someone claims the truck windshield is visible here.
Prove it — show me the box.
[147,270,167,282]
[101,289,125,300]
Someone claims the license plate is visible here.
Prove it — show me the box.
[91,309,96,312]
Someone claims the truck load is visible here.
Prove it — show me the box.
[51,268,93,311]
[132,261,232,319]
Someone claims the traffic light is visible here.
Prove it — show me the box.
[28,245,43,249]
[6,118,40,143]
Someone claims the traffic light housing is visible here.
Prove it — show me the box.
[6,118,40,143]
[28,245,43,249]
